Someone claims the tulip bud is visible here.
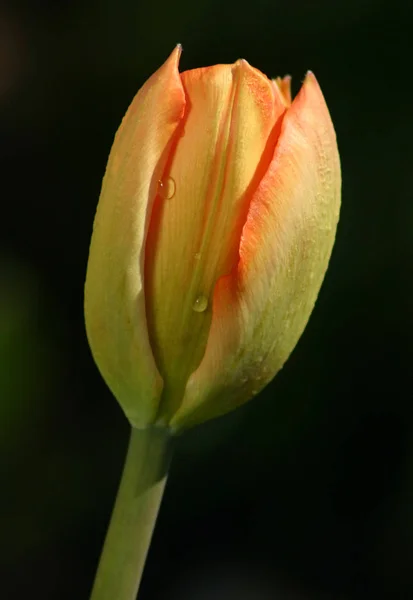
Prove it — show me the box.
[84,46,341,432]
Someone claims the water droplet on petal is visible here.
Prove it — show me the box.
[192,295,208,313]
[158,177,175,199]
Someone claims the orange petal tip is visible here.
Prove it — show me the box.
[273,75,292,106]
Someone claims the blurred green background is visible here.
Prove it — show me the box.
[1,0,413,598]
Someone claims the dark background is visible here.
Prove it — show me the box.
[1,0,413,598]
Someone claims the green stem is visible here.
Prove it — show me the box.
[90,426,172,600]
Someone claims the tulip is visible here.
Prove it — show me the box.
[85,46,340,433]
[85,47,340,600]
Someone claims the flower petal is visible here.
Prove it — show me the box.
[145,59,286,423]
[273,75,292,106]
[172,71,341,430]
[84,46,185,427]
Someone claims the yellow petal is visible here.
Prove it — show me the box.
[273,75,292,106]
[145,59,286,423]
[84,47,185,427]
[172,71,341,430]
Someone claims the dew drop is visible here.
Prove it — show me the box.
[194,253,201,260]
[158,177,176,199]
[192,295,208,313]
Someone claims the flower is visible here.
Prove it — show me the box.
[84,46,341,432]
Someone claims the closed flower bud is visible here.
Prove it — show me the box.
[84,46,341,432]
